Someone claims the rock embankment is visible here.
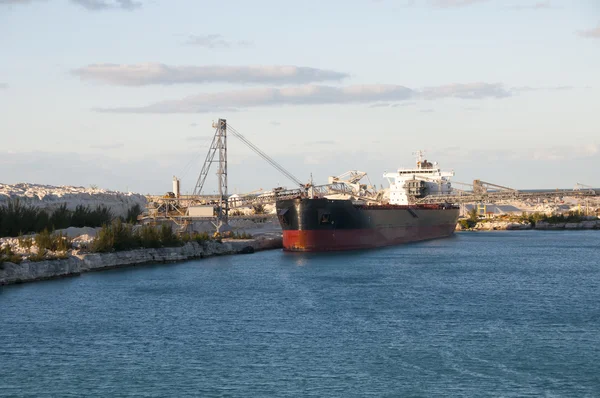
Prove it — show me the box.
[0,237,282,286]
[533,220,600,230]
[456,220,600,231]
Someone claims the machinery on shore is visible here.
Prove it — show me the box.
[143,119,383,231]
[143,119,600,233]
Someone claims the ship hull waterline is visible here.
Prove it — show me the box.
[277,198,460,252]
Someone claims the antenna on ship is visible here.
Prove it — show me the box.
[413,150,425,168]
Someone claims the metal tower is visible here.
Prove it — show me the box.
[192,119,229,229]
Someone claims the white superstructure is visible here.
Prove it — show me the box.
[384,151,454,205]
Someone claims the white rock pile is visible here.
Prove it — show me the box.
[0,183,147,218]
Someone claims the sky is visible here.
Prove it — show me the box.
[1,0,599,194]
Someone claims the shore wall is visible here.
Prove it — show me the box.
[456,220,600,231]
[0,237,282,286]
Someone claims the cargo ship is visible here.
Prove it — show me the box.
[276,152,460,252]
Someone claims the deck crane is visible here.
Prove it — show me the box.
[327,170,380,200]
[190,119,306,230]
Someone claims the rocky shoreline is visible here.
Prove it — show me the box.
[0,236,282,286]
[456,220,600,231]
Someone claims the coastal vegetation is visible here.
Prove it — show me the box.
[91,220,179,253]
[517,211,591,226]
[0,230,72,264]
[458,208,479,229]
[0,245,22,265]
[252,204,267,215]
[0,199,142,238]
[89,220,253,253]
[458,210,598,230]
[466,211,593,225]
[1,215,255,264]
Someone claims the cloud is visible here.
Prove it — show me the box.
[420,82,510,99]
[96,85,415,113]
[1,0,141,9]
[186,34,252,49]
[72,63,349,86]
[90,142,124,150]
[0,0,43,4]
[369,102,392,108]
[369,101,419,108]
[371,0,415,6]
[70,0,141,10]
[0,83,8,89]
[510,1,553,10]
[512,86,575,92]
[95,83,513,113]
[577,25,600,39]
[419,108,435,113]
[270,121,281,126]
[431,0,489,8]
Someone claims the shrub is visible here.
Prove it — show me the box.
[91,222,188,253]
[91,219,139,253]
[91,225,116,253]
[111,219,138,251]
[138,224,161,248]
[18,236,34,251]
[71,205,91,228]
[35,229,71,253]
[159,223,180,247]
[0,199,114,238]
[0,198,44,237]
[467,207,479,222]
[459,219,475,229]
[90,205,113,227]
[34,211,50,234]
[252,204,266,215]
[193,232,211,243]
[521,211,587,226]
[125,204,142,224]
[50,204,71,230]
[0,245,22,265]
[228,231,253,239]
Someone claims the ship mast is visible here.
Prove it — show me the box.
[413,150,425,168]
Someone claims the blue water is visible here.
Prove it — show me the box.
[1,231,600,397]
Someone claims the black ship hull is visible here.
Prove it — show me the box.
[276,198,459,252]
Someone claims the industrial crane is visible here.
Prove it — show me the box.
[192,120,305,198]
[190,119,307,229]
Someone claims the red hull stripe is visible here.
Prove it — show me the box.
[283,225,457,252]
